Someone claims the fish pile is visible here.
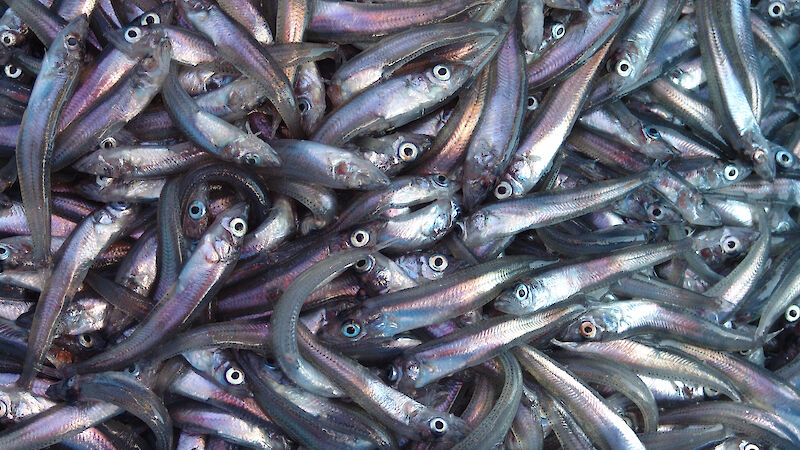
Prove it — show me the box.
[0,0,800,448]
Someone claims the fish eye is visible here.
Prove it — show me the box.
[188,201,206,220]
[615,59,632,77]
[125,364,140,376]
[643,125,660,139]
[551,23,565,39]
[1,32,15,47]
[386,365,399,382]
[4,64,21,79]
[100,136,117,149]
[684,226,694,236]
[0,244,9,260]
[647,205,663,220]
[230,218,248,237]
[124,26,142,43]
[428,254,448,272]
[65,36,79,49]
[95,175,112,187]
[768,1,785,18]
[433,174,449,187]
[433,65,451,81]
[78,334,94,348]
[353,255,375,273]
[263,357,278,369]
[703,386,720,398]
[723,164,739,181]
[514,283,529,300]
[0,398,7,417]
[341,320,361,338]
[243,153,260,166]
[776,150,794,168]
[225,367,245,385]
[398,142,419,162]
[140,12,160,26]
[721,236,740,254]
[741,442,760,450]
[494,181,513,199]
[298,98,311,113]
[526,96,539,111]
[785,305,800,322]
[429,417,448,437]
[350,229,370,247]
[753,148,767,164]
[579,320,597,339]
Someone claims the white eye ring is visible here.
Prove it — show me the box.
[1,32,15,47]
[723,164,739,181]
[494,181,513,199]
[398,142,419,162]
[776,150,794,168]
[353,255,375,273]
[4,65,21,78]
[429,417,448,437]
[615,59,632,77]
[433,65,451,81]
[721,236,740,254]
[427,254,448,272]
[100,136,117,149]
[188,201,206,220]
[785,305,800,322]
[514,283,528,299]
[0,244,9,260]
[230,218,247,237]
[526,96,538,111]
[78,334,94,348]
[350,229,370,247]
[552,23,565,39]
[768,2,785,18]
[225,367,244,385]
[124,27,142,43]
[140,12,160,26]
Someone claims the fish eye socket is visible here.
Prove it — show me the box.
[433,65,451,81]
[4,64,21,78]
[776,150,793,168]
[579,320,597,339]
[429,417,448,437]
[514,283,528,299]
[398,142,419,162]
[298,98,311,113]
[100,136,117,149]
[243,153,260,166]
[0,244,9,260]
[95,175,112,187]
[125,364,140,376]
[723,164,739,181]
[230,218,248,237]
[0,399,7,417]
[225,367,245,385]
[141,12,160,26]
[78,334,94,348]
[341,320,361,338]
[703,386,720,398]
[742,442,760,450]
[526,96,539,111]
[552,23,565,39]
[428,254,448,272]
[769,2,785,18]
[615,59,632,77]
[386,365,399,382]
[65,36,79,48]
[1,32,15,47]
[644,125,660,139]
[433,174,449,187]
[353,255,375,273]
[647,205,663,219]
[188,200,206,220]
[350,229,370,247]
[785,304,800,322]
[124,27,142,43]
[721,236,740,254]
[494,181,513,199]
